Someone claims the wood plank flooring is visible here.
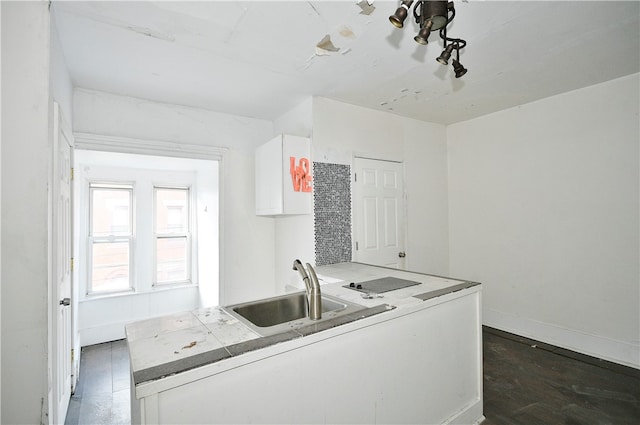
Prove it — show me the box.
[64,340,131,425]
[483,326,639,425]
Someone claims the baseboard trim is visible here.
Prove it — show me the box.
[80,322,126,347]
[483,308,640,369]
[444,398,484,425]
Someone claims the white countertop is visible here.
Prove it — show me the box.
[317,262,473,308]
[126,262,479,391]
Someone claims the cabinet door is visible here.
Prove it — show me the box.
[282,135,312,215]
[255,136,284,215]
[255,135,311,216]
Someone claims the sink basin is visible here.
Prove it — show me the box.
[223,291,364,336]
[231,292,347,327]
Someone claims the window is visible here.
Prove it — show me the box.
[154,187,191,285]
[76,148,220,306]
[87,180,192,295]
[86,182,195,295]
[88,184,133,293]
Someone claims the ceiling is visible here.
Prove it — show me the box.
[53,1,640,125]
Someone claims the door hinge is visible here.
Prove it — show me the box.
[71,348,74,362]
[70,257,74,272]
[354,172,357,182]
[355,241,359,251]
[70,167,74,181]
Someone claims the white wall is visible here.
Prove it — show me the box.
[50,9,73,125]
[447,74,640,368]
[312,97,450,276]
[272,98,316,292]
[73,89,275,306]
[260,96,451,294]
[1,1,51,423]
[402,116,449,275]
[0,2,3,418]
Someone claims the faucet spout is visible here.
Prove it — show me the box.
[293,259,311,292]
[306,263,322,320]
[292,259,322,320]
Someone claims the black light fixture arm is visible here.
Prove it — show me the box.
[438,3,466,47]
[444,1,455,28]
[441,35,467,50]
[412,2,420,22]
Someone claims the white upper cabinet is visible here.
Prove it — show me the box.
[255,134,312,216]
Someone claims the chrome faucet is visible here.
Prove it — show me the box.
[293,259,322,320]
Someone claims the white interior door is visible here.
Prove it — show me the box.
[52,103,73,424]
[353,157,406,268]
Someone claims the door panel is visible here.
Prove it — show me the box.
[53,103,73,424]
[383,198,398,247]
[353,158,405,269]
[363,197,378,249]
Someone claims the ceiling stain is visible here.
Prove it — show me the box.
[339,25,356,39]
[356,0,376,16]
[316,34,340,56]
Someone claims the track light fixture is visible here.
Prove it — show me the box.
[389,1,468,78]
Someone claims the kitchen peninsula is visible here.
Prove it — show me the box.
[126,262,484,424]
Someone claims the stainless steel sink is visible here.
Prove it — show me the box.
[223,291,365,336]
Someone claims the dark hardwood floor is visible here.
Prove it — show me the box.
[483,326,640,425]
[64,340,130,425]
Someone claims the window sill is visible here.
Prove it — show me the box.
[80,283,199,302]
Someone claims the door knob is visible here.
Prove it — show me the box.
[59,298,71,306]
[398,252,406,258]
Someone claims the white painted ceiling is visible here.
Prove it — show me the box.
[53,1,640,125]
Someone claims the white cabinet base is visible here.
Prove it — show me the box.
[133,289,483,424]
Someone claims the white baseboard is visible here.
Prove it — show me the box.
[444,398,484,425]
[484,308,640,369]
[80,322,127,347]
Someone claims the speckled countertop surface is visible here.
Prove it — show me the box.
[126,262,479,387]
[126,306,260,374]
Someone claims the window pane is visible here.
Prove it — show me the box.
[156,237,188,283]
[155,188,188,234]
[91,188,131,236]
[91,241,130,292]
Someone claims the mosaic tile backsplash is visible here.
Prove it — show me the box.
[313,162,352,266]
